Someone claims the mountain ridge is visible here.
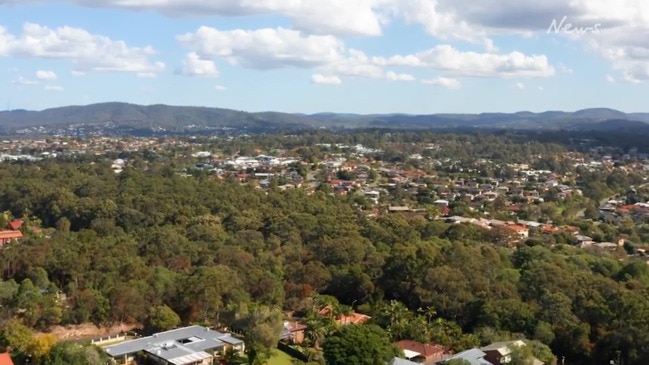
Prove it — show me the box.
[1,102,649,134]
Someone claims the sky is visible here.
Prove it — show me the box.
[0,0,648,114]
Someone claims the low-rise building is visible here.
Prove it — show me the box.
[103,326,244,365]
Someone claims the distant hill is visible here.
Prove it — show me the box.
[0,102,647,134]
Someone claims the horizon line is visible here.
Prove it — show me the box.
[0,102,645,115]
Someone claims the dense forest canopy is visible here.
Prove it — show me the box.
[0,130,647,365]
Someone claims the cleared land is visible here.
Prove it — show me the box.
[36,323,138,341]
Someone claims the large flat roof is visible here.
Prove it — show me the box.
[104,325,243,360]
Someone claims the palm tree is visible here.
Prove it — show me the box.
[302,311,333,349]
[331,303,354,325]
[417,305,438,324]
[374,300,413,341]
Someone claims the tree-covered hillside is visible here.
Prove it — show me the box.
[0,151,647,364]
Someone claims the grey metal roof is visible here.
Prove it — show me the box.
[480,339,525,353]
[104,326,243,359]
[147,342,212,365]
[445,348,493,365]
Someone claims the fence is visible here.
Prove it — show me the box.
[277,342,309,362]
[89,334,127,346]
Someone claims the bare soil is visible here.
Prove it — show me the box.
[37,323,139,341]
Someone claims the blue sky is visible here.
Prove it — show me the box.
[1,0,648,114]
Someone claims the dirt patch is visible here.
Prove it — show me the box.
[37,323,140,341]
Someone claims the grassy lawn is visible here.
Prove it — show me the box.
[267,350,295,365]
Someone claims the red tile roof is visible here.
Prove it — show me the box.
[0,353,14,365]
[0,231,22,240]
[395,340,445,359]
[8,220,22,231]
[506,224,529,232]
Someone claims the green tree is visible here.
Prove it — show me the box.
[322,324,400,365]
[238,304,284,365]
[508,343,535,365]
[0,319,34,361]
[43,341,108,365]
[144,305,181,334]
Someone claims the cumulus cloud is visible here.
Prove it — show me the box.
[0,0,384,36]
[325,49,385,79]
[386,71,415,81]
[516,82,525,89]
[421,77,462,89]
[388,0,649,83]
[0,23,165,75]
[373,46,555,78]
[215,85,227,91]
[311,74,342,85]
[3,1,648,82]
[178,27,343,70]
[178,26,556,82]
[177,52,218,77]
[36,70,57,80]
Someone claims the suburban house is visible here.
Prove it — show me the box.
[441,348,493,365]
[504,224,529,239]
[0,219,25,247]
[318,306,371,326]
[395,340,446,363]
[103,326,244,365]
[280,321,306,344]
[481,340,543,365]
[0,230,22,246]
[0,353,14,365]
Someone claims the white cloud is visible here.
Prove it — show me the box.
[311,74,342,85]
[421,77,462,89]
[71,70,86,76]
[373,45,555,78]
[215,85,227,91]
[178,27,343,70]
[3,0,649,82]
[0,23,164,75]
[178,26,555,81]
[44,85,64,91]
[516,82,525,89]
[606,74,615,83]
[0,0,384,37]
[386,71,415,81]
[538,86,544,91]
[325,49,385,79]
[177,52,218,77]
[36,70,57,80]
[385,0,649,83]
